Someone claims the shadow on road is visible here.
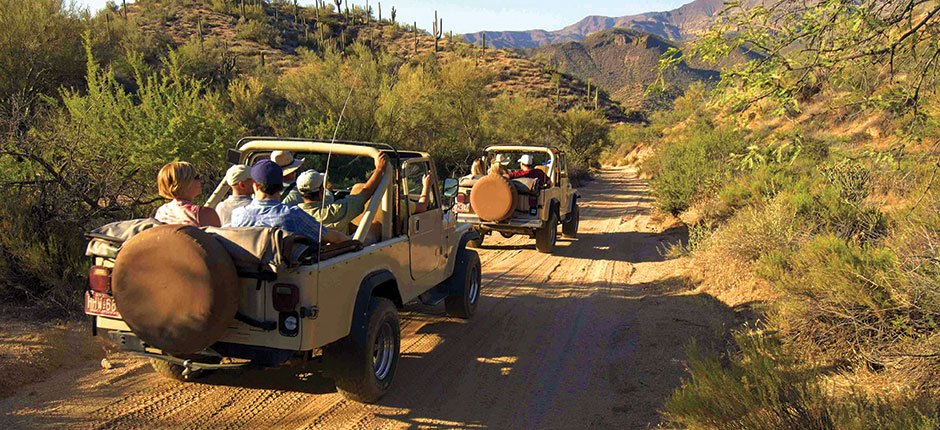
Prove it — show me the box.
[366,275,736,429]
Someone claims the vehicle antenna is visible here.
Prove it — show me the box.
[317,58,366,260]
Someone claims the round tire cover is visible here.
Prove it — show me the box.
[470,174,518,222]
[112,225,239,355]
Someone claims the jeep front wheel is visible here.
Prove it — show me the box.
[325,297,400,403]
[445,249,481,318]
[535,211,558,254]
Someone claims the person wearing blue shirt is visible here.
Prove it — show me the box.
[230,160,350,245]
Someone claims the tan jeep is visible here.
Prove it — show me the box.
[454,146,580,253]
[83,138,481,403]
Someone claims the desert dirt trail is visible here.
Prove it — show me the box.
[0,167,735,429]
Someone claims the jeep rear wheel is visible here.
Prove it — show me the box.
[325,297,400,403]
[535,211,558,254]
[444,249,481,318]
[562,203,580,238]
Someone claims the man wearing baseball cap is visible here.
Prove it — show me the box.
[298,154,389,234]
[230,160,350,245]
[507,153,550,186]
[271,150,305,206]
[215,164,254,226]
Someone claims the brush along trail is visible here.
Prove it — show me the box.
[0,167,733,429]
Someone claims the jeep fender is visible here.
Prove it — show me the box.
[349,270,402,347]
[543,199,560,222]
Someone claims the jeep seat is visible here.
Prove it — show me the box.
[348,183,384,243]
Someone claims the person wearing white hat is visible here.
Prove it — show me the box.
[271,150,305,206]
[215,164,255,226]
[297,153,389,235]
[507,153,550,186]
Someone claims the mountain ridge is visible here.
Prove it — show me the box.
[464,0,738,49]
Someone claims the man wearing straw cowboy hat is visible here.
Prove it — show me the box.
[271,150,305,206]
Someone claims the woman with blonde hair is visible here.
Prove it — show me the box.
[154,161,221,227]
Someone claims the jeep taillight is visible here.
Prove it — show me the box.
[456,192,467,203]
[88,266,112,294]
[272,284,299,312]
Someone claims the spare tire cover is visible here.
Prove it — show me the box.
[112,225,239,355]
[470,173,518,222]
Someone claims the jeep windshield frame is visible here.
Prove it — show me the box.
[208,138,423,243]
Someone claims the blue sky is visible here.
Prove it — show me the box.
[75,0,692,34]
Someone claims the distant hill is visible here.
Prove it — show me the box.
[465,0,754,49]
[120,1,629,122]
[525,28,720,109]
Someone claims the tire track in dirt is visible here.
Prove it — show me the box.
[0,167,733,430]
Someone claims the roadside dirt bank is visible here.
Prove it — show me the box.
[0,167,741,429]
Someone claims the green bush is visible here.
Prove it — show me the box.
[648,125,746,214]
[236,18,279,46]
[0,39,241,309]
[666,331,939,430]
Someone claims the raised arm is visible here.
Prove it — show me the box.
[358,153,389,201]
[413,173,431,214]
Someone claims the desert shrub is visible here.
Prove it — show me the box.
[0,40,240,309]
[556,108,609,182]
[0,0,85,104]
[236,18,279,46]
[716,197,806,262]
[603,124,654,164]
[175,37,238,87]
[648,125,746,214]
[665,331,939,430]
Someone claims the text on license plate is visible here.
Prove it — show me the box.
[85,291,121,318]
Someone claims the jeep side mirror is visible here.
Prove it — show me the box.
[442,178,459,198]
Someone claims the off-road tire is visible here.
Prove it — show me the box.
[324,297,400,403]
[444,248,482,319]
[562,203,580,238]
[150,358,188,381]
[467,234,485,248]
[535,211,559,254]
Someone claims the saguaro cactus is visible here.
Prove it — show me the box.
[390,6,396,23]
[481,33,486,62]
[378,2,381,21]
[414,21,418,54]
[432,10,442,52]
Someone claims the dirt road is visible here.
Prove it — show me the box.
[0,167,734,429]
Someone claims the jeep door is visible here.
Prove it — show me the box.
[402,158,444,282]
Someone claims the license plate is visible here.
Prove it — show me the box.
[454,201,470,213]
[85,291,121,319]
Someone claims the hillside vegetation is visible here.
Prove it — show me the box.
[0,0,621,312]
[605,0,940,427]
[526,27,720,110]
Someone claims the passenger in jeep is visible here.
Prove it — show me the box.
[154,161,222,227]
[297,153,389,234]
[230,160,349,244]
[216,164,254,226]
[506,154,550,187]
